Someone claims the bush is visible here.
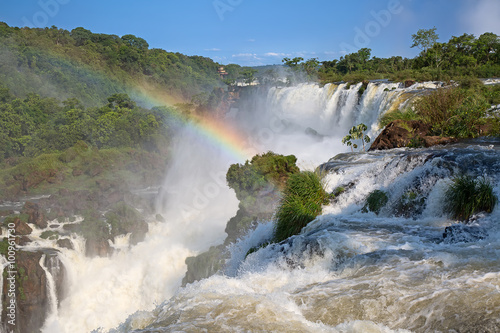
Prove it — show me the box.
[414,87,490,138]
[40,230,60,240]
[363,190,389,215]
[445,175,497,221]
[380,108,421,127]
[226,152,299,201]
[273,171,329,242]
[414,87,467,135]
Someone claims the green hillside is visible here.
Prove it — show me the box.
[0,22,225,107]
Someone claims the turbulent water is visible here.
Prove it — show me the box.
[113,139,500,333]
[11,81,500,332]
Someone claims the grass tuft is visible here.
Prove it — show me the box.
[273,171,329,242]
[363,190,389,215]
[445,175,497,221]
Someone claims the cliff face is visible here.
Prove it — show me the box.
[2,250,65,333]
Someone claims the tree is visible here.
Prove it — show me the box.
[342,123,371,152]
[70,27,93,46]
[302,58,320,78]
[121,34,149,51]
[411,27,439,54]
[240,68,257,84]
[282,57,304,71]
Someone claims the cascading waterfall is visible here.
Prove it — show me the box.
[116,140,500,333]
[15,80,498,332]
[0,256,8,319]
[39,254,59,321]
[41,126,240,333]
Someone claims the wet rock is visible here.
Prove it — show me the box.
[369,120,457,151]
[11,217,33,236]
[1,250,65,333]
[183,245,225,285]
[19,236,32,246]
[422,136,457,147]
[22,201,47,229]
[129,220,149,246]
[443,224,488,243]
[85,238,113,257]
[404,79,416,88]
[56,238,74,250]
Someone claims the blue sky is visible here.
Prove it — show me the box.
[1,0,499,66]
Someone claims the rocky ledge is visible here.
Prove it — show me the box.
[369,119,457,151]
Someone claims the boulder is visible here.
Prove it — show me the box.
[56,238,74,250]
[369,120,457,151]
[12,217,33,236]
[404,79,416,88]
[22,202,47,229]
[443,224,487,243]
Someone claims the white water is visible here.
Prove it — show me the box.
[39,254,59,321]
[116,141,500,332]
[10,81,497,332]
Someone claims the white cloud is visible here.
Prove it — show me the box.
[204,48,221,52]
[232,53,258,58]
[264,52,287,57]
[247,38,256,42]
[462,0,500,36]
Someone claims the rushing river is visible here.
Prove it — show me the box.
[8,81,499,332]
[114,139,500,333]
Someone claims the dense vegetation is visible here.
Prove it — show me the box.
[225,152,300,242]
[226,152,300,201]
[380,82,500,141]
[0,22,225,106]
[282,30,500,84]
[0,86,177,162]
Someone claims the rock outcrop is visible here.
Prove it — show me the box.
[22,202,47,229]
[369,120,457,151]
[1,250,66,333]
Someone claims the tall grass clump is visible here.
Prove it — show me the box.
[414,87,490,138]
[445,175,497,221]
[414,87,467,135]
[273,171,329,242]
[380,108,421,127]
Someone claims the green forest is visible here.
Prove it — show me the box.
[0,22,229,106]
[282,29,500,84]
[0,23,499,200]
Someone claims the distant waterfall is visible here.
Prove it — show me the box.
[39,254,59,323]
[265,81,416,138]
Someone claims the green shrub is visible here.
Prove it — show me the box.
[363,190,389,215]
[0,238,8,256]
[226,152,300,201]
[414,87,466,135]
[380,109,421,127]
[273,171,329,242]
[445,175,497,221]
[40,230,59,240]
[414,87,490,138]
[445,93,490,138]
[105,202,142,238]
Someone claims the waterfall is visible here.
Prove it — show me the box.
[0,256,8,323]
[40,80,500,333]
[39,254,59,323]
[116,139,500,333]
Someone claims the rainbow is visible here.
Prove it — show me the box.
[18,45,256,163]
[124,81,256,163]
